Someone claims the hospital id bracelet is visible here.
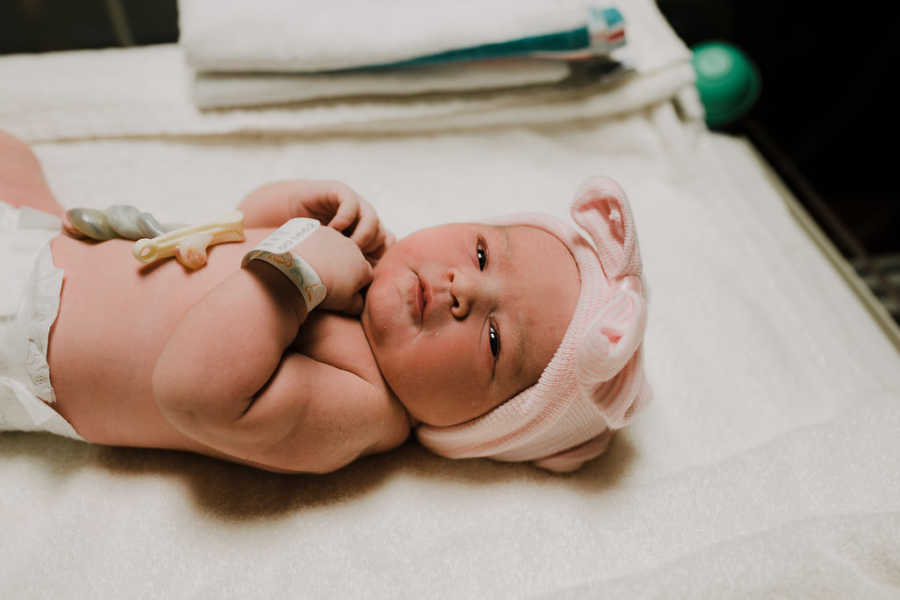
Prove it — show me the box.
[241,218,327,312]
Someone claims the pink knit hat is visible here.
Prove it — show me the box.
[416,177,650,473]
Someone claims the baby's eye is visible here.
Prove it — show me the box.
[476,243,487,270]
[489,323,501,358]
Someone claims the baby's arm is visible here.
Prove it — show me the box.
[152,226,400,473]
[238,180,394,261]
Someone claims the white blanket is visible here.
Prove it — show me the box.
[3,118,898,598]
[2,3,899,597]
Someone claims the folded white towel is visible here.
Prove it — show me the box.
[187,4,629,109]
[179,0,588,72]
[191,59,574,109]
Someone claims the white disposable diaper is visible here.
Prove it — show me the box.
[0,201,83,441]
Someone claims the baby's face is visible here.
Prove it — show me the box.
[361,222,580,427]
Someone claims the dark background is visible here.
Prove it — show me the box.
[658,0,899,259]
[0,0,177,50]
[2,0,897,261]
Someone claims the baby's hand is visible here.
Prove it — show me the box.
[240,180,395,264]
[306,181,393,263]
[295,225,373,315]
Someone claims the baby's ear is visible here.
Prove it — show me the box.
[571,177,642,280]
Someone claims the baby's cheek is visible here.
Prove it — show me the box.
[418,333,464,373]
[361,284,398,343]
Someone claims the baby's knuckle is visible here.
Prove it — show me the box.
[326,179,354,196]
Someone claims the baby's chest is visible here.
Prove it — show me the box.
[291,312,383,385]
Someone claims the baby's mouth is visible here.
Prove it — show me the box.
[417,272,435,322]
[405,270,424,323]
[415,274,426,322]
[420,277,429,314]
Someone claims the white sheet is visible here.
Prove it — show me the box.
[2,4,899,597]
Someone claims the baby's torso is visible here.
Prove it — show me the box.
[47,230,392,457]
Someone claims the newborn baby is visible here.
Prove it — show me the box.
[0,131,649,474]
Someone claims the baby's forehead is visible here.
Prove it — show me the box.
[499,224,576,267]
[404,221,577,276]
[433,220,558,240]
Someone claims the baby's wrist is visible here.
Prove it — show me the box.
[241,218,328,313]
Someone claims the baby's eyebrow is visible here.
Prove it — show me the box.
[510,321,527,381]
[501,226,511,255]
[496,226,527,381]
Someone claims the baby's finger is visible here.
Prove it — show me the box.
[349,202,380,249]
[356,223,386,255]
[364,245,386,266]
[364,229,396,264]
[327,193,360,233]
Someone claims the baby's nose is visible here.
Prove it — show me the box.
[449,268,479,319]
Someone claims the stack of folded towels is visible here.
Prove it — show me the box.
[178,0,629,109]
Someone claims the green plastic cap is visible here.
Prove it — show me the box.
[691,42,761,127]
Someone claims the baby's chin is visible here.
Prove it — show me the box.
[358,289,397,390]
[356,303,420,424]
[358,272,382,339]
[358,268,401,343]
